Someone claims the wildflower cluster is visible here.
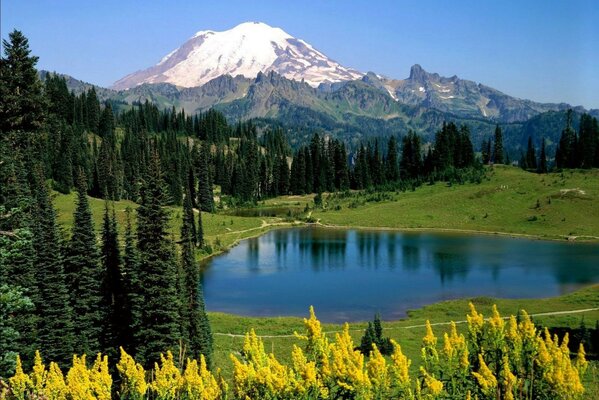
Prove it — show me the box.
[2,305,589,399]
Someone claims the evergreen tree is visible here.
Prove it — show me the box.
[481,139,490,165]
[65,174,103,355]
[31,169,74,367]
[556,109,578,169]
[0,150,38,369]
[0,30,46,134]
[123,207,141,354]
[179,191,213,364]
[493,125,504,164]
[135,148,181,366]
[196,143,214,212]
[100,203,131,359]
[525,136,537,170]
[538,138,548,174]
[385,136,399,182]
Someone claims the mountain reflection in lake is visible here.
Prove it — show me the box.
[201,227,599,322]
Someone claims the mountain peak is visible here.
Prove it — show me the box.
[409,64,428,82]
[113,22,363,90]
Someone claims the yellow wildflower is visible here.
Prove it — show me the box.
[9,355,32,400]
[151,351,182,400]
[116,347,147,399]
[499,356,517,400]
[389,340,411,386]
[423,320,437,348]
[66,354,93,400]
[89,354,112,400]
[330,324,371,395]
[181,356,221,400]
[576,343,588,374]
[30,351,46,394]
[472,354,497,397]
[367,343,389,396]
[420,367,443,397]
[45,362,67,400]
[467,302,484,336]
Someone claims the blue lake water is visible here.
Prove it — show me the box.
[201,227,599,322]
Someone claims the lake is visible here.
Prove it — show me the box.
[201,227,599,322]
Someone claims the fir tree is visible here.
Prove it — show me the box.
[123,207,141,354]
[32,169,74,367]
[0,30,46,135]
[180,191,213,364]
[100,203,131,359]
[385,136,399,182]
[196,143,214,212]
[65,174,103,355]
[525,136,537,170]
[493,125,504,164]
[135,148,182,366]
[538,138,548,173]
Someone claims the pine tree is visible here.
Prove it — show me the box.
[556,109,578,168]
[481,139,490,165]
[65,174,103,355]
[31,168,74,367]
[123,207,141,354]
[538,138,548,173]
[0,30,46,134]
[100,203,131,359]
[493,125,504,164]
[180,191,213,364]
[135,148,182,366]
[525,136,537,170]
[197,143,214,212]
[385,136,399,182]
[0,150,38,369]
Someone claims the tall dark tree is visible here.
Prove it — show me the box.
[135,148,181,366]
[0,150,38,369]
[0,30,46,134]
[179,191,213,364]
[385,136,399,182]
[538,138,548,174]
[481,139,491,165]
[31,169,74,367]
[196,143,214,212]
[100,203,131,359]
[493,125,504,164]
[525,136,537,170]
[65,174,103,355]
[122,207,141,354]
[555,109,577,169]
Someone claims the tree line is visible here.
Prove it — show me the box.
[1,30,212,376]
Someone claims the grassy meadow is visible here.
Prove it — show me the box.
[51,166,599,395]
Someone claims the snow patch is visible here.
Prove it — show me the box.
[116,21,363,89]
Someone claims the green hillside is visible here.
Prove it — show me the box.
[311,166,599,240]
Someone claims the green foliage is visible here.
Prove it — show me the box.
[31,170,74,368]
[65,179,103,355]
[0,284,33,376]
[0,30,46,134]
[135,148,182,366]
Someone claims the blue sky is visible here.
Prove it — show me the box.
[2,0,598,108]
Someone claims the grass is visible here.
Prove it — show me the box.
[208,286,599,391]
[52,191,297,260]
[50,167,599,395]
[310,166,599,241]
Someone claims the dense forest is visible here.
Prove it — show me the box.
[2,27,599,387]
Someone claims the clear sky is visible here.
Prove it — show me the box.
[2,0,598,108]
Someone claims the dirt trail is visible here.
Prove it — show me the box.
[213,307,599,338]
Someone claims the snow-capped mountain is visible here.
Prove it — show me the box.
[112,22,363,90]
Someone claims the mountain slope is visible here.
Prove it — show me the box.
[112,22,363,90]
